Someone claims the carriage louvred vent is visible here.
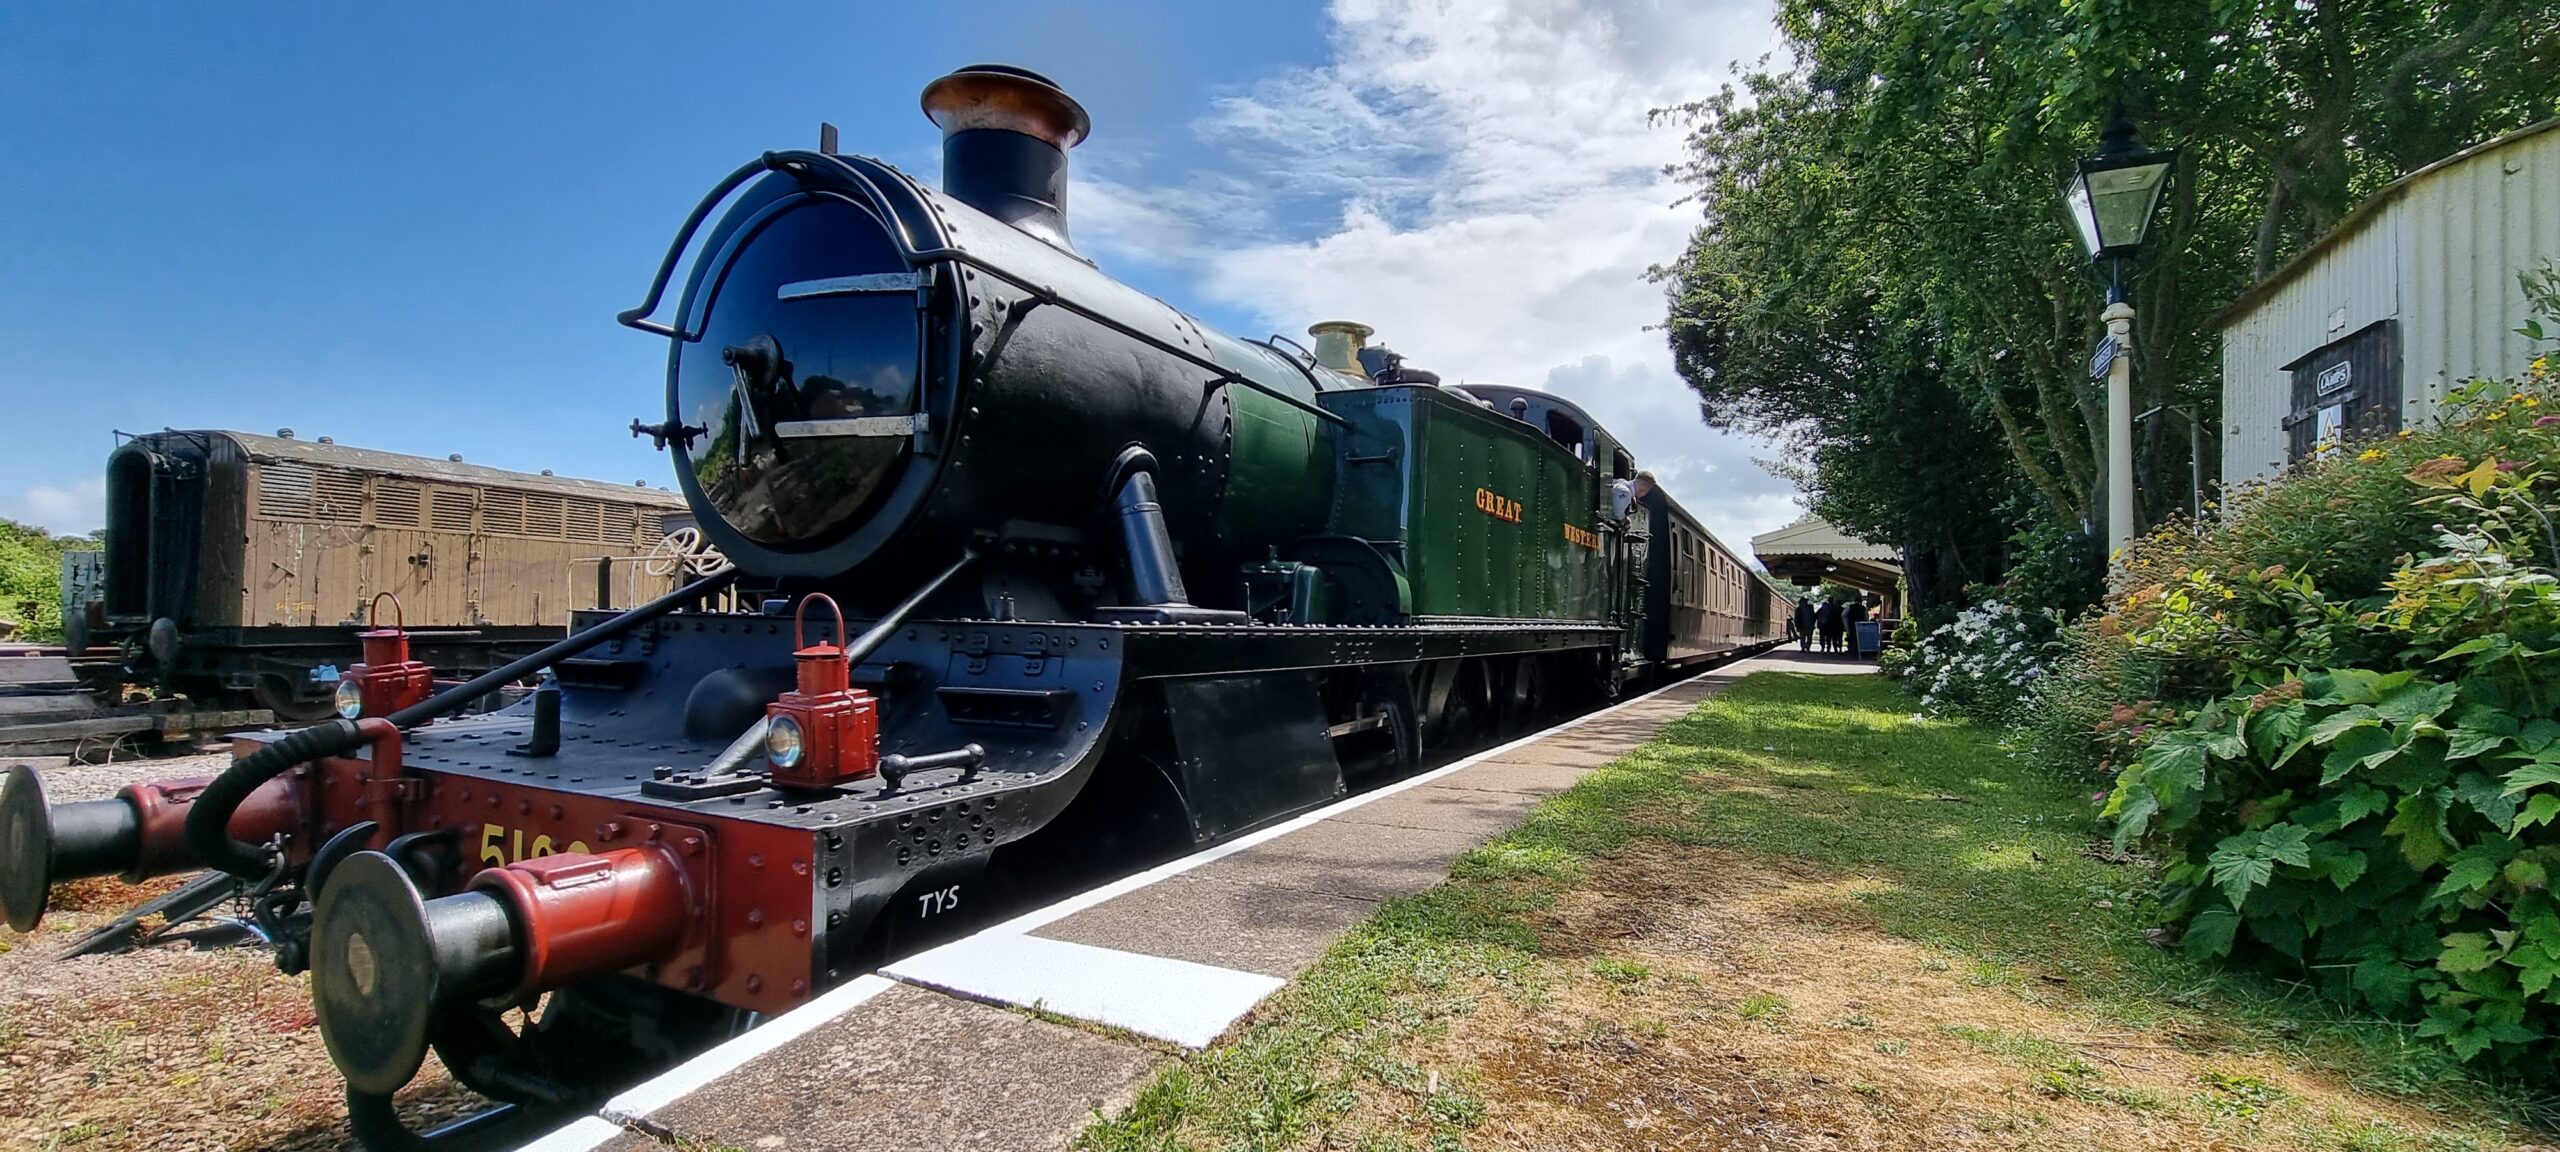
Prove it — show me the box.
[602,504,636,547]
[375,483,423,528]
[429,490,476,533]
[313,470,367,524]
[257,466,315,520]
[566,499,602,543]
[480,490,524,535]
[524,494,564,538]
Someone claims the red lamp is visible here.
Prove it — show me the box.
[337,593,435,720]
[764,594,879,790]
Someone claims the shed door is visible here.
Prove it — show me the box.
[2284,321,2400,462]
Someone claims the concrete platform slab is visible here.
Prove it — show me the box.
[1326,782,1544,838]
[1184,818,1488,903]
[1485,739,1628,769]
[1032,872,1377,977]
[616,982,1160,1152]
[884,933,1283,1048]
[1427,757,1592,796]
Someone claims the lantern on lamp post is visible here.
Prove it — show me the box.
[2062,101,2176,555]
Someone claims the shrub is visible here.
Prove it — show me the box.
[2000,513,2106,621]
[1908,599,2054,724]
[2094,367,2560,1064]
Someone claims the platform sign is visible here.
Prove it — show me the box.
[2087,336,2119,381]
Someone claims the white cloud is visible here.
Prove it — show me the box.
[1,477,106,537]
[1079,0,1804,552]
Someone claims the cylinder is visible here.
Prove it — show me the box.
[48,799,143,880]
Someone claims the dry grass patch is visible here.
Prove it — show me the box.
[0,894,468,1151]
[1358,845,2507,1150]
[1080,672,2538,1152]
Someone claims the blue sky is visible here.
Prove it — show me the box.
[0,0,1801,549]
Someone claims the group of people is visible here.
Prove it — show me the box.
[1791,593,1877,656]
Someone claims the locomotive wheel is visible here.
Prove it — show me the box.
[1433,659,1496,752]
[1334,666,1421,780]
[1502,656,1547,731]
[430,977,755,1108]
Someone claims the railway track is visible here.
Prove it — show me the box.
[0,646,271,760]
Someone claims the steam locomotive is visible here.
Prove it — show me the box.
[0,65,1786,1145]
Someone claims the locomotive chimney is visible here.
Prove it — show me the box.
[920,64,1090,253]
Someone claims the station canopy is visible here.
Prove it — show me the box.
[1750,516,1902,600]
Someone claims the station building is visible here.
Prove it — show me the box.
[2219,118,2559,484]
[1750,515,1904,620]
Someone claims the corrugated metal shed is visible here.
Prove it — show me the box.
[2220,118,2560,483]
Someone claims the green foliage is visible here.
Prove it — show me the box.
[0,518,99,643]
[1658,0,2555,603]
[2098,373,2560,1065]
[1999,513,2107,622]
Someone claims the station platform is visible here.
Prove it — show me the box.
[521,651,1864,1152]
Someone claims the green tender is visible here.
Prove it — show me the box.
[1318,386,1613,622]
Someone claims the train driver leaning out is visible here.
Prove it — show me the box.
[1610,470,1656,524]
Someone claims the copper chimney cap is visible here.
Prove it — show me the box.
[920,64,1090,151]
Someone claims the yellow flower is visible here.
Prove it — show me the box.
[2488,410,2509,421]
[2526,396,2543,407]
[2396,429,2413,438]
[2357,448,2384,462]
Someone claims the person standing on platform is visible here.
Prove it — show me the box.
[1792,597,1816,652]
[1845,595,1871,658]
[1816,596,1844,654]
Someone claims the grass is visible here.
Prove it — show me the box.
[1075,672,2541,1151]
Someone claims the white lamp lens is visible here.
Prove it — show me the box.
[334,680,365,720]
[766,715,805,768]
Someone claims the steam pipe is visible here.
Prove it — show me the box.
[1113,470,1189,608]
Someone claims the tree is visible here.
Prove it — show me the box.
[1661,0,2560,559]
[0,518,101,642]
[1654,72,2026,612]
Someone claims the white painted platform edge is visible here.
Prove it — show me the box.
[519,661,1748,1150]
[512,1116,626,1152]
[885,934,1285,1049]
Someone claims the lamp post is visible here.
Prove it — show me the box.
[2062,101,2177,555]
